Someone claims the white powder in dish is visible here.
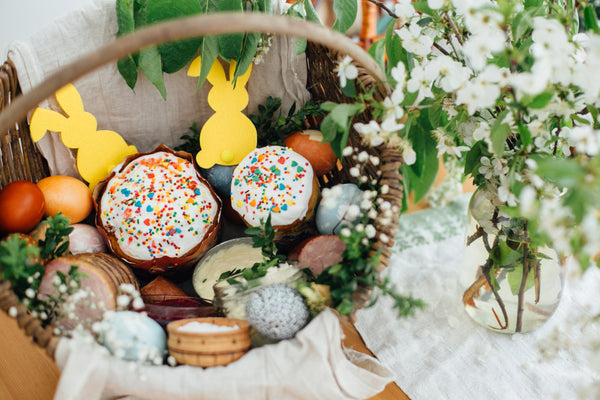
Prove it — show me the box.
[177,321,240,333]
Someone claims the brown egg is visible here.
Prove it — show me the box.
[37,176,93,224]
[284,130,338,176]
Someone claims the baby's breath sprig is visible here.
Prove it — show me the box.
[316,147,424,317]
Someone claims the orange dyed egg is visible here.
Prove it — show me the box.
[37,176,93,224]
[284,130,338,176]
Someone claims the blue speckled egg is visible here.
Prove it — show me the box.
[98,311,167,364]
[199,164,236,198]
[316,183,363,235]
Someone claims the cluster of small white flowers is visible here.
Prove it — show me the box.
[253,34,273,65]
[433,128,469,158]
[116,283,145,311]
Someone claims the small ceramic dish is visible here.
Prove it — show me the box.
[142,295,215,330]
[166,317,251,367]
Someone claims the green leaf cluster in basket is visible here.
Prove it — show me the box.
[320,0,600,272]
[0,214,86,326]
[114,0,357,99]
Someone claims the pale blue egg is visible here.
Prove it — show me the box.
[316,183,363,235]
[99,311,167,364]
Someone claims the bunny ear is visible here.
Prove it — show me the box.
[30,108,66,142]
[187,56,201,77]
[55,83,85,117]
[206,59,227,85]
[228,60,252,87]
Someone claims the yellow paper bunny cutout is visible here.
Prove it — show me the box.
[188,57,257,168]
[30,84,137,190]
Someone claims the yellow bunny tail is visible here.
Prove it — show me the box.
[30,108,66,142]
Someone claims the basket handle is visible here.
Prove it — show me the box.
[0,12,386,135]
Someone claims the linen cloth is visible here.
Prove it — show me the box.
[53,308,395,400]
[7,0,310,179]
[355,194,600,399]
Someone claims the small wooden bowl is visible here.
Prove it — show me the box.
[166,317,251,367]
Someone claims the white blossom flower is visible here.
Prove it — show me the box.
[365,224,377,239]
[335,56,358,88]
[8,307,17,318]
[478,156,494,179]
[566,125,600,156]
[340,227,351,237]
[25,288,36,299]
[396,23,434,57]
[393,0,418,24]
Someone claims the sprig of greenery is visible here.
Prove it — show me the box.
[38,213,74,261]
[174,122,201,155]
[315,211,424,317]
[0,235,45,302]
[1,215,84,326]
[248,96,324,146]
[219,214,286,285]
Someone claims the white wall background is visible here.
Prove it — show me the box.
[0,0,89,59]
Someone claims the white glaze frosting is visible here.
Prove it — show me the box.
[230,146,314,227]
[99,151,218,260]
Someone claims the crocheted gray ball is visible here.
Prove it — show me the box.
[245,284,310,340]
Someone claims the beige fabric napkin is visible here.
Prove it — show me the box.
[7,0,310,178]
[53,308,395,400]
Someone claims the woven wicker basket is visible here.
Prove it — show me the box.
[0,13,403,362]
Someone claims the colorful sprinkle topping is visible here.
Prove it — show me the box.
[231,146,313,226]
[100,151,218,261]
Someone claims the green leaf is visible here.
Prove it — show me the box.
[234,32,260,81]
[406,120,439,202]
[117,57,139,90]
[328,103,364,128]
[304,0,322,24]
[523,90,554,109]
[517,122,532,148]
[535,157,582,189]
[218,0,245,60]
[385,20,410,78]
[491,241,523,267]
[587,104,600,128]
[332,0,357,33]
[584,5,600,34]
[507,264,535,296]
[146,0,203,73]
[116,0,138,88]
[295,38,308,56]
[412,1,434,15]
[320,103,364,159]
[197,36,219,89]
[368,39,386,74]
[139,46,167,100]
[490,112,510,155]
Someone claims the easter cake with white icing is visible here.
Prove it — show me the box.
[94,145,221,274]
[230,145,318,242]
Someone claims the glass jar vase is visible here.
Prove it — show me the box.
[459,188,564,333]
